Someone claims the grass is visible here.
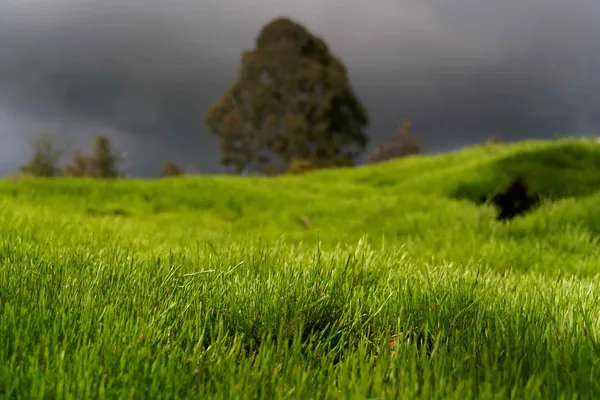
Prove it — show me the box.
[1,137,600,398]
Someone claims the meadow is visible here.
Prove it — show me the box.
[1,138,600,399]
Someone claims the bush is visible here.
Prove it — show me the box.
[285,158,317,175]
[479,135,504,146]
[162,161,184,177]
[366,120,421,164]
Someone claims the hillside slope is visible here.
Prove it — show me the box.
[1,137,600,276]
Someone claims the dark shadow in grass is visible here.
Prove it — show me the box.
[451,142,600,220]
[206,258,360,366]
[152,205,168,214]
[487,176,541,221]
[85,208,131,217]
[231,289,347,360]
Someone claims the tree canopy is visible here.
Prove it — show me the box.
[205,17,369,174]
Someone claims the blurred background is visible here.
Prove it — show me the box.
[1,0,599,177]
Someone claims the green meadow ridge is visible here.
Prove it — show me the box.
[1,138,600,398]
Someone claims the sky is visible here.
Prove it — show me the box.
[0,0,599,176]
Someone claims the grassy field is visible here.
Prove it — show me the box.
[1,138,600,399]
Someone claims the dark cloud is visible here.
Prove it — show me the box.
[0,0,599,176]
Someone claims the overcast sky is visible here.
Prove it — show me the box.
[1,0,599,176]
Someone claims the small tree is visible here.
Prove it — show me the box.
[63,151,92,177]
[89,135,119,178]
[162,160,184,177]
[63,135,121,178]
[19,132,65,177]
[366,120,422,164]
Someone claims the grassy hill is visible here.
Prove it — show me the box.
[1,138,600,398]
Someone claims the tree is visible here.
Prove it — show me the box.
[205,17,369,175]
[88,135,119,178]
[62,151,91,177]
[19,132,65,177]
[366,120,422,164]
[62,135,121,178]
[161,160,184,177]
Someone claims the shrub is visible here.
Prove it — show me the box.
[366,120,421,164]
[162,161,184,177]
[285,158,317,175]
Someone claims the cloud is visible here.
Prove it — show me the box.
[0,0,599,176]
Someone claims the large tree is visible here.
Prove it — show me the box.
[205,17,369,174]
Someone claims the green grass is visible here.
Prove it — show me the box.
[1,137,600,399]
